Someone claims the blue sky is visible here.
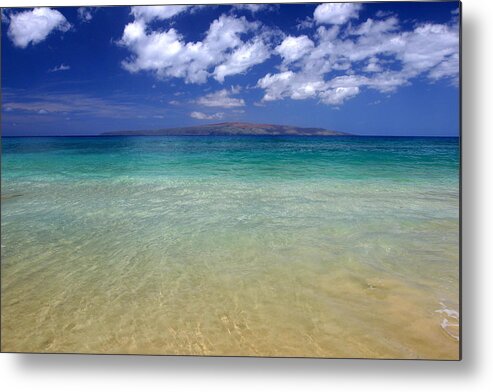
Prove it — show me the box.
[1,2,460,136]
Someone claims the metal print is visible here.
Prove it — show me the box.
[0,2,460,359]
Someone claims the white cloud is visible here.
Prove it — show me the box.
[77,7,94,23]
[49,64,70,72]
[117,5,458,108]
[363,57,382,73]
[214,37,270,82]
[190,111,224,120]
[257,71,327,101]
[7,8,71,48]
[130,6,190,23]
[257,71,294,101]
[313,3,362,25]
[1,9,10,23]
[320,87,360,105]
[257,15,459,106]
[350,17,399,36]
[375,10,394,19]
[398,23,459,79]
[326,73,407,94]
[276,35,314,64]
[232,4,273,14]
[196,88,245,108]
[296,17,314,30]
[119,13,269,84]
[230,85,241,94]
[200,14,256,58]
[428,53,459,84]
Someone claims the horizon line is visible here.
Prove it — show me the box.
[1,134,460,138]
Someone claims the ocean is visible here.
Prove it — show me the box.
[1,135,460,358]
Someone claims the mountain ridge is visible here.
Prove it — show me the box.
[101,122,349,136]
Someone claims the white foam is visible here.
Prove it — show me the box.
[436,302,460,341]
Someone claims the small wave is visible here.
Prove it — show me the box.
[435,302,459,341]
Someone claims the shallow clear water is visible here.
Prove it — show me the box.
[1,136,460,358]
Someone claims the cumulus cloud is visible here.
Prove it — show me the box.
[276,35,314,64]
[117,5,458,108]
[258,71,327,101]
[313,3,362,25]
[119,12,268,84]
[257,13,459,105]
[257,71,294,101]
[196,88,245,108]
[190,111,224,120]
[398,23,459,79]
[214,37,270,82]
[7,8,71,48]
[49,64,70,72]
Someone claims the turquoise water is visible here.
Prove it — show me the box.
[1,136,460,358]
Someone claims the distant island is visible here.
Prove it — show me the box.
[101,122,349,136]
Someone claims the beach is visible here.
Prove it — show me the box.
[1,135,460,358]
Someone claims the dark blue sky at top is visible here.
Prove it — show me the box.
[1,2,460,136]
